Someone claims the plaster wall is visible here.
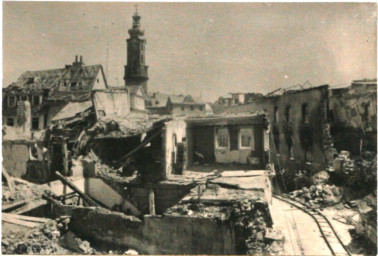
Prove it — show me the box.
[85,178,141,216]
[163,119,187,177]
[92,90,130,119]
[61,205,235,255]
[2,141,30,177]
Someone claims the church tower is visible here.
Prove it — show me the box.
[124,7,149,92]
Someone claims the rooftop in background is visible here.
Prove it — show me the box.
[4,56,107,102]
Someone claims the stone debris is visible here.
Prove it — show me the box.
[288,184,343,207]
[233,199,284,255]
[2,177,50,204]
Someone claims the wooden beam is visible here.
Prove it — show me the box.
[55,171,98,207]
[2,201,27,213]
[2,166,15,193]
[120,128,162,166]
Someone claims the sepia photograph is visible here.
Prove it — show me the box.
[1,2,377,255]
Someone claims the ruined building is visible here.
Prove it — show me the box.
[222,80,377,179]
[147,92,209,116]
[2,56,108,133]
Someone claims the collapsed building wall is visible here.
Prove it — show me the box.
[222,86,330,173]
[2,141,31,178]
[329,86,377,155]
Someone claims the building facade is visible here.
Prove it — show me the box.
[2,56,108,133]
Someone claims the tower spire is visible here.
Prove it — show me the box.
[124,8,149,92]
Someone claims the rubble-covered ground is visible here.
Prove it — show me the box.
[2,178,50,205]
[287,184,343,208]
[2,216,140,255]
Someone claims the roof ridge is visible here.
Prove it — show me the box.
[21,64,102,75]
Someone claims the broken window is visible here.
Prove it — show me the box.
[274,106,278,122]
[285,105,292,122]
[302,104,309,124]
[273,129,280,154]
[32,117,39,130]
[305,147,312,163]
[32,95,40,106]
[363,103,369,128]
[8,96,16,107]
[6,118,14,126]
[215,127,229,149]
[288,143,294,160]
[239,127,254,149]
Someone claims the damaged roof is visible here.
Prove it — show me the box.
[8,64,104,90]
[91,114,172,139]
[186,113,267,126]
[4,61,107,103]
[51,101,93,122]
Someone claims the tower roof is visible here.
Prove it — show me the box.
[128,6,144,38]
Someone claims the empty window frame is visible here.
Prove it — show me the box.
[239,127,254,149]
[274,106,278,123]
[215,127,229,149]
[32,117,39,130]
[285,105,292,122]
[302,104,309,124]
[32,95,40,106]
[6,118,14,126]
[8,96,16,107]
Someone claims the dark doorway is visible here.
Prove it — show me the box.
[192,126,215,163]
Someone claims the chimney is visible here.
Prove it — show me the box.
[80,56,83,63]
[75,55,78,62]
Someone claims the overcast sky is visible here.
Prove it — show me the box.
[3,2,377,101]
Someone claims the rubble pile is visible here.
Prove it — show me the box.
[2,215,140,255]
[2,219,65,254]
[2,178,50,204]
[165,203,231,220]
[232,199,283,255]
[333,151,377,195]
[288,184,343,207]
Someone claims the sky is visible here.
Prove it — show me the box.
[3,2,377,102]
